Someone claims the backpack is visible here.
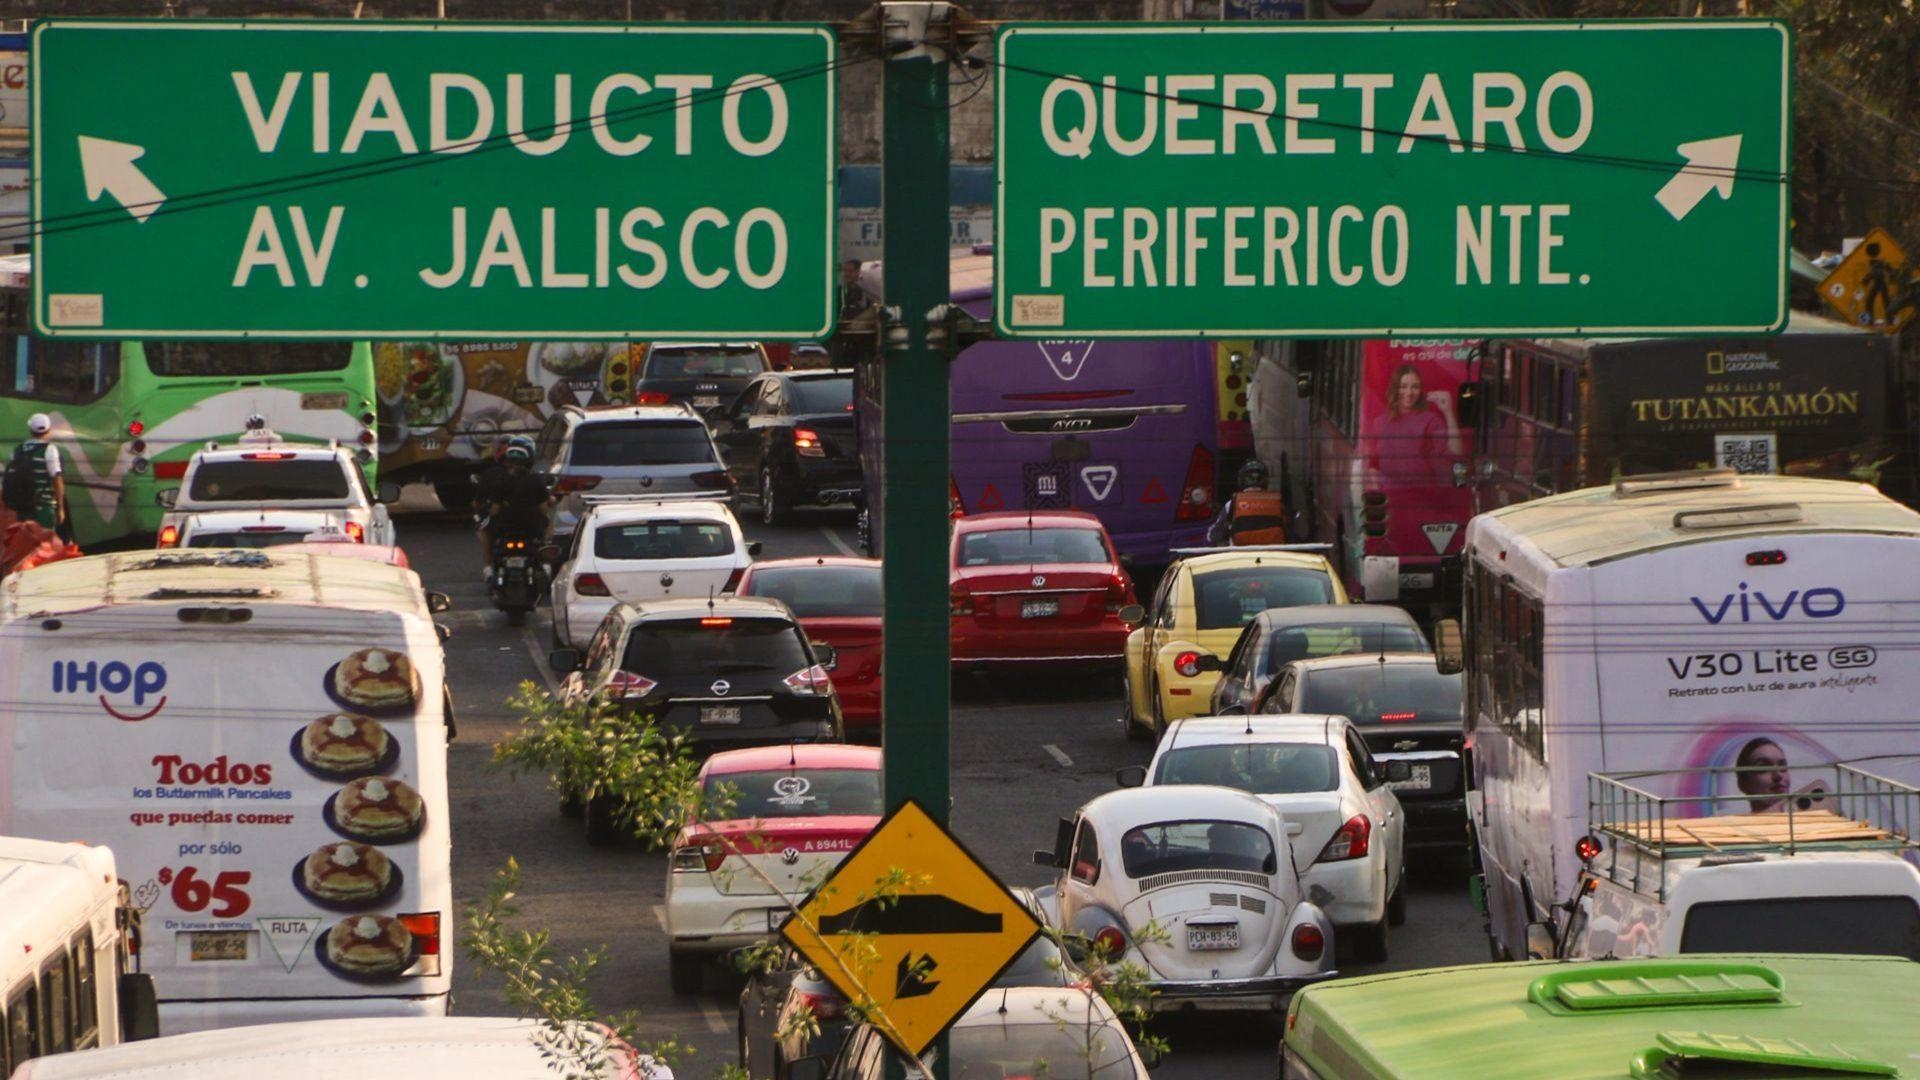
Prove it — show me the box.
[2,444,38,515]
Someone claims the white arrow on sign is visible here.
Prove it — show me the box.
[78,136,166,223]
[1654,134,1743,222]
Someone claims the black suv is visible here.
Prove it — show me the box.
[632,342,771,422]
[713,369,863,524]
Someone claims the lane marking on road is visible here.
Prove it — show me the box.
[521,624,561,695]
[699,1001,730,1035]
[651,904,669,932]
[818,525,859,558]
[1042,743,1073,769]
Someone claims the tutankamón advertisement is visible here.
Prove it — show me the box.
[1,608,450,1028]
[1583,533,1920,816]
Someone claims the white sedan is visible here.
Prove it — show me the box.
[1123,714,1408,962]
[548,498,759,649]
[167,509,355,549]
[161,431,398,547]
[1032,785,1336,1012]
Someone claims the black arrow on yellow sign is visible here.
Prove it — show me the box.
[896,952,940,999]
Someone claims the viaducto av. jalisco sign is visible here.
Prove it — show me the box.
[995,21,1790,338]
[32,21,837,339]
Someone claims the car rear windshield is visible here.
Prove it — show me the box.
[959,528,1109,567]
[788,376,853,413]
[746,565,882,618]
[1680,897,1920,959]
[951,1019,1139,1080]
[1263,623,1428,672]
[644,346,766,378]
[594,521,734,560]
[570,421,717,467]
[1194,567,1337,630]
[994,934,1072,989]
[1152,744,1339,794]
[1297,665,1462,725]
[1121,820,1276,877]
[185,529,314,549]
[144,341,353,376]
[187,460,352,502]
[624,617,809,677]
[702,768,882,819]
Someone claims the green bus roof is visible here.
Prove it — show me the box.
[1285,955,1920,1079]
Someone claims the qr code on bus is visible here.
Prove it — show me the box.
[1714,432,1779,475]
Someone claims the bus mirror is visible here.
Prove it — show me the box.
[1296,372,1313,399]
[1117,604,1145,627]
[120,972,160,1041]
[1433,619,1464,675]
[156,488,178,509]
[1456,380,1482,428]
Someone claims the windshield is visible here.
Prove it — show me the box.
[1297,664,1462,725]
[1680,897,1920,959]
[623,618,809,678]
[187,459,352,502]
[959,528,1110,567]
[1120,820,1276,877]
[1262,623,1428,673]
[951,1015,1139,1080]
[570,421,717,467]
[702,768,882,820]
[143,341,352,377]
[1152,744,1338,793]
[185,529,317,549]
[788,376,853,413]
[1194,567,1336,630]
[644,346,766,378]
[745,565,882,618]
[594,521,734,560]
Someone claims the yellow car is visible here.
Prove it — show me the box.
[1121,548,1349,740]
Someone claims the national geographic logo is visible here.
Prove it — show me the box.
[1707,350,1782,375]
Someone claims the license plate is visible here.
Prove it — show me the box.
[766,908,788,931]
[301,391,349,410]
[1387,764,1433,792]
[701,705,742,725]
[1021,599,1060,619]
[1187,923,1240,951]
[190,931,250,962]
[693,395,720,408]
[504,556,528,568]
[1398,572,1435,590]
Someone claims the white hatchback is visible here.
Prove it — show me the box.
[160,430,397,547]
[1124,714,1408,963]
[169,509,355,549]
[548,498,758,649]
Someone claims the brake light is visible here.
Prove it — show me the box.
[1092,925,1127,957]
[157,524,180,548]
[637,391,672,405]
[1319,815,1372,862]
[701,617,734,628]
[795,988,845,1022]
[1747,549,1787,566]
[1174,444,1215,522]
[1290,923,1325,961]
[240,525,286,533]
[241,452,295,461]
[670,840,727,873]
[948,476,965,518]
[949,583,973,617]
[1104,573,1132,613]
[1576,835,1603,864]
[691,469,734,490]
[358,429,376,445]
[397,912,441,956]
[723,568,744,593]
[574,573,611,597]
[784,664,832,695]
[1379,711,1416,722]
[1173,651,1203,678]
[343,521,365,543]
[605,670,657,700]
[127,420,144,437]
[552,475,602,494]
[793,427,825,458]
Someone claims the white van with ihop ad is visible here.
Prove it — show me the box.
[0,550,453,1034]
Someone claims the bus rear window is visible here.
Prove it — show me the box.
[143,342,352,377]
[188,460,352,502]
[1680,896,1920,959]
[570,421,716,467]
[1194,567,1336,629]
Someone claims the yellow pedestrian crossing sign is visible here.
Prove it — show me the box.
[780,799,1042,1058]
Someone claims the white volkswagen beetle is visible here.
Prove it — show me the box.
[1031,785,1336,1012]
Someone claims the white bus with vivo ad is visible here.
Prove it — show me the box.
[0,550,451,1034]
[1450,472,1920,961]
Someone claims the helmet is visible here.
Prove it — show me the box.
[506,435,536,456]
[503,442,533,465]
[27,413,51,435]
[1237,459,1270,491]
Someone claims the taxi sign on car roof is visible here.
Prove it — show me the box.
[780,799,1041,1059]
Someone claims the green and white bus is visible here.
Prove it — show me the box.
[0,255,378,545]
[1282,954,1920,1079]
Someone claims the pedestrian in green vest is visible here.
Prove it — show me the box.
[13,413,68,530]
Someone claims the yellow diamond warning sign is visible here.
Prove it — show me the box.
[1819,228,1917,334]
[780,799,1041,1058]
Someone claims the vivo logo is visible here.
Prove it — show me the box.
[51,659,169,721]
[1689,583,1845,624]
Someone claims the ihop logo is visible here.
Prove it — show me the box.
[51,659,169,721]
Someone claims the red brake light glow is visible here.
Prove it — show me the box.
[1173,651,1203,678]
[157,525,180,548]
[793,427,825,458]
[1576,835,1603,864]
[1174,444,1215,522]
[127,420,144,437]
[636,391,672,405]
[1747,550,1787,566]
[574,573,611,597]
[1378,711,1416,722]
[241,452,295,461]
[343,521,365,543]
[700,617,734,628]
[1318,815,1372,862]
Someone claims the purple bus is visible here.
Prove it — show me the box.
[856,250,1222,568]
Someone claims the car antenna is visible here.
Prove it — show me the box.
[788,740,799,771]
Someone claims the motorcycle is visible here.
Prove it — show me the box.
[489,532,547,627]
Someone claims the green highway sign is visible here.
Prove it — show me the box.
[994,21,1790,338]
[32,20,837,339]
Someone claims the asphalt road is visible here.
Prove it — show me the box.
[396,493,1488,1080]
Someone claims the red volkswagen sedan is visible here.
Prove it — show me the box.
[950,511,1138,667]
[734,556,883,739]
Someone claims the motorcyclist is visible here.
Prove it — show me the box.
[480,437,549,582]
[1205,459,1287,546]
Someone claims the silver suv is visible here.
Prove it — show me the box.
[535,404,734,540]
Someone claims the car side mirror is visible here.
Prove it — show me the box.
[1117,603,1145,628]
[120,972,160,1041]
[785,1058,827,1080]
[156,488,178,509]
[1114,765,1147,788]
[1433,618,1464,675]
[747,541,763,557]
[1384,759,1412,784]
[434,623,452,644]
[426,591,452,613]
[376,481,403,504]
[1031,849,1057,867]
[1193,653,1224,673]
[811,642,838,671]
[548,648,582,673]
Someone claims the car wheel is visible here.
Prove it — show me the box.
[669,948,704,996]
[1121,669,1149,742]
[1354,917,1389,963]
[584,796,621,847]
[760,468,792,526]
[1387,871,1408,927]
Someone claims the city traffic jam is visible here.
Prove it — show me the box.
[5,9,1920,1079]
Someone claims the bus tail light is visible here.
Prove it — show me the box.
[157,525,180,548]
[127,420,144,437]
[1174,651,1204,678]
[573,573,610,597]
[1290,923,1325,961]
[793,428,825,458]
[1093,925,1128,957]
[397,912,441,956]
[1318,815,1372,862]
[552,475,601,494]
[1174,444,1215,522]
[1747,550,1787,566]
